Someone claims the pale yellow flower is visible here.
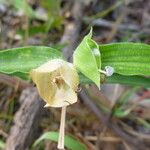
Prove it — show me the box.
[30,59,79,107]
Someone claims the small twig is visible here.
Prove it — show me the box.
[0,129,8,138]
[60,1,84,62]
[5,88,44,150]
[92,18,139,31]
[93,136,122,143]
[106,10,126,42]
[123,141,133,150]
[0,73,31,91]
[79,88,147,149]
[58,106,67,150]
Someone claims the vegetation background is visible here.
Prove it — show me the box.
[0,0,150,150]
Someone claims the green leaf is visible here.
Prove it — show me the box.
[73,28,101,88]
[41,0,61,16]
[79,72,150,88]
[112,87,140,118]
[136,117,150,129]
[113,108,131,118]
[0,0,7,4]
[40,0,63,31]
[106,74,150,88]
[100,42,150,76]
[11,0,35,18]
[116,87,140,107]
[0,46,62,79]
[0,139,5,149]
[33,131,87,150]
[17,24,47,37]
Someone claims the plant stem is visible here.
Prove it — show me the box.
[57,106,66,150]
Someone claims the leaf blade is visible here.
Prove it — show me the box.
[100,42,150,76]
[33,131,87,150]
[0,46,62,79]
[0,139,5,149]
[106,74,150,88]
[73,29,101,88]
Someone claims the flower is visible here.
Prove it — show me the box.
[30,59,79,107]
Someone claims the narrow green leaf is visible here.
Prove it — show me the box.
[33,131,87,150]
[100,42,150,76]
[116,87,140,107]
[113,108,131,118]
[0,46,62,79]
[0,139,5,149]
[17,24,47,37]
[79,72,150,88]
[11,0,35,18]
[112,87,140,118]
[73,28,101,88]
[40,0,63,31]
[0,0,7,4]
[136,117,150,129]
[106,74,150,88]
[41,0,61,16]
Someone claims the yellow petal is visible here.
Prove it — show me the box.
[30,59,79,107]
[44,103,51,107]
[50,82,77,107]
[60,62,79,91]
